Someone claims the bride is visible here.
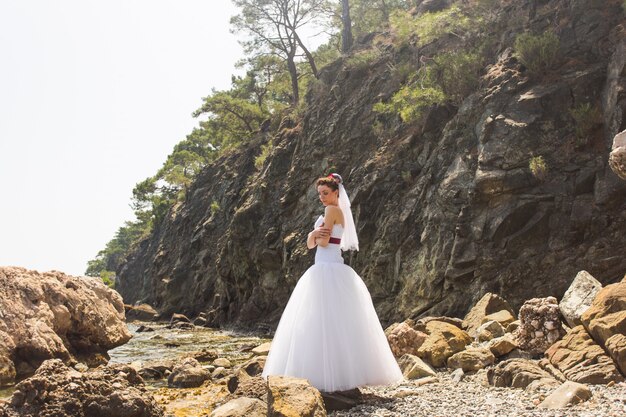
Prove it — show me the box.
[261,173,404,393]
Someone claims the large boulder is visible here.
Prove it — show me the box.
[0,359,163,417]
[397,354,436,379]
[462,293,516,338]
[267,375,326,417]
[545,325,624,384]
[167,357,211,388]
[0,267,131,384]
[538,381,592,409]
[487,358,558,390]
[385,321,427,358]
[209,397,266,417]
[559,271,602,328]
[515,297,566,355]
[125,304,159,322]
[416,320,472,367]
[609,129,626,180]
[447,347,495,372]
[580,281,626,376]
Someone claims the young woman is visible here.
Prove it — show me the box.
[261,173,404,393]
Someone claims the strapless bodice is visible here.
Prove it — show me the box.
[314,215,344,264]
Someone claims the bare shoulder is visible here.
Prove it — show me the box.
[324,205,342,215]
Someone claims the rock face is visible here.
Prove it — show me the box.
[116,0,626,332]
[0,267,131,385]
[559,270,603,328]
[545,325,624,384]
[0,359,164,417]
[515,297,566,355]
[580,280,626,375]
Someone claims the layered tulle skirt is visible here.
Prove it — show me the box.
[261,261,404,392]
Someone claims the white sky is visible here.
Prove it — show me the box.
[0,0,245,275]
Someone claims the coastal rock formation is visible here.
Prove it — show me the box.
[116,0,626,332]
[580,280,626,375]
[0,359,163,417]
[0,266,131,385]
[544,325,624,384]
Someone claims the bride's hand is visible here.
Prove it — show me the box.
[312,226,330,239]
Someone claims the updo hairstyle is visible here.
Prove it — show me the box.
[317,173,342,191]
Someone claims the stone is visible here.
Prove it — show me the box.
[209,397,267,417]
[385,321,427,358]
[487,358,558,390]
[609,129,626,180]
[212,367,230,379]
[506,320,520,333]
[559,270,602,328]
[251,342,272,356]
[462,293,516,337]
[515,297,566,355]
[483,310,516,328]
[447,347,495,372]
[451,368,465,383]
[267,375,326,417]
[0,359,164,416]
[538,381,592,409]
[214,357,233,368]
[476,320,505,342]
[125,303,159,322]
[416,320,472,367]
[319,388,362,413]
[192,348,219,362]
[228,375,268,402]
[167,357,211,388]
[170,313,191,324]
[487,334,518,357]
[580,281,626,376]
[397,354,437,379]
[545,325,624,384]
[0,267,131,385]
[239,355,267,377]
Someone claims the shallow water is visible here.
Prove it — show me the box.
[109,322,271,366]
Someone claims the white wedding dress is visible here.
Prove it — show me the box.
[261,214,404,392]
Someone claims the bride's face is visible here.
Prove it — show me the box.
[317,185,338,206]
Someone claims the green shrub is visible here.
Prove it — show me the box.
[529,156,548,180]
[390,5,475,47]
[374,84,445,123]
[345,48,383,70]
[254,142,273,169]
[210,200,220,215]
[100,270,115,288]
[431,51,483,104]
[569,102,602,143]
[514,32,560,75]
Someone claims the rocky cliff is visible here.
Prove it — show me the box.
[117,0,626,333]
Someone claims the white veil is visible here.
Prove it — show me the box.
[338,182,359,252]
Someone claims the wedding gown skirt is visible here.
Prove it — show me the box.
[261,220,404,392]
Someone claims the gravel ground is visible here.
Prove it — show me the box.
[328,370,626,417]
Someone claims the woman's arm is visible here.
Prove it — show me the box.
[307,226,330,249]
[316,206,340,247]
